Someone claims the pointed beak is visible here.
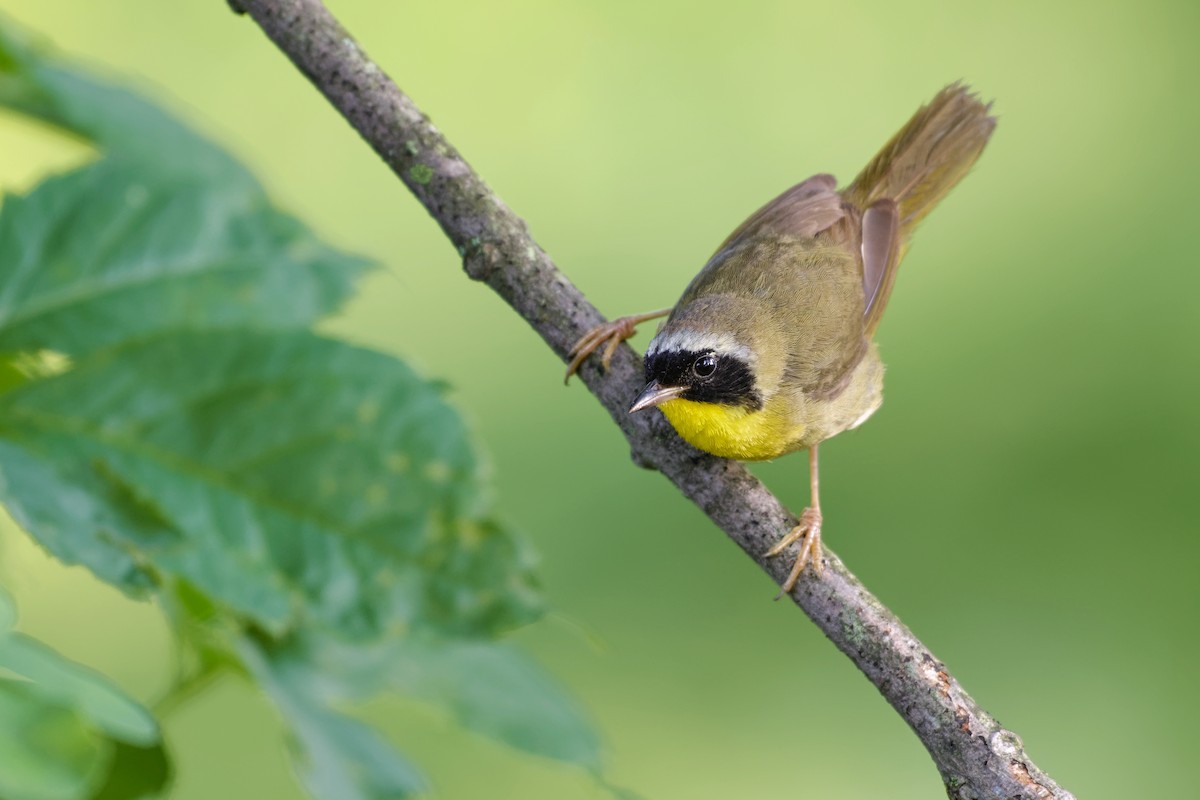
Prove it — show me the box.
[629,380,686,414]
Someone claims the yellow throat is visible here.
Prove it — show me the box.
[657,397,804,461]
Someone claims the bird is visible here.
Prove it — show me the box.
[565,84,995,595]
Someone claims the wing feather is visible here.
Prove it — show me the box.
[860,199,900,335]
[713,174,844,256]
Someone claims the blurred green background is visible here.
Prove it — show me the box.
[1,0,1197,797]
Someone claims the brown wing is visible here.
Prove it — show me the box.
[860,199,901,336]
[712,174,845,256]
[678,174,849,309]
[844,84,995,335]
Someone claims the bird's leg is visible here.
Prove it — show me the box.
[563,308,672,383]
[766,445,824,596]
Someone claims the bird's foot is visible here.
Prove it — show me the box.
[564,316,641,383]
[766,506,824,597]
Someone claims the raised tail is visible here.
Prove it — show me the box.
[843,83,995,240]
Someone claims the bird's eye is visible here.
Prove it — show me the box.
[692,354,717,378]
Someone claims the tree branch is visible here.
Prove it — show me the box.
[231,2,1073,797]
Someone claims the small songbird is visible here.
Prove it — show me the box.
[566,84,995,594]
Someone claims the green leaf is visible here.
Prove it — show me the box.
[0,439,161,594]
[0,585,14,632]
[91,741,171,800]
[0,350,66,395]
[0,157,370,358]
[390,639,601,769]
[280,633,602,772]
[239,636,426,800]
[0,17,603,797]
[0,681,101,800]
[0,14,246,181]
[0,330,542,638]
[0,593,169,800]
[0,634,158,746]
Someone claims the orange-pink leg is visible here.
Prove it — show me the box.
[766,445,825,596]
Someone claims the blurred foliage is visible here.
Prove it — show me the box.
[0,16,598,800]
[0,588,168,800]
[0,2,1197,800]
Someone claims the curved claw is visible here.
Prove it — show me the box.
[564,318,634,383]
[767,506,824,598]
[563,309,671,384]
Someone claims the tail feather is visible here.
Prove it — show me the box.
[844,83,995,240]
